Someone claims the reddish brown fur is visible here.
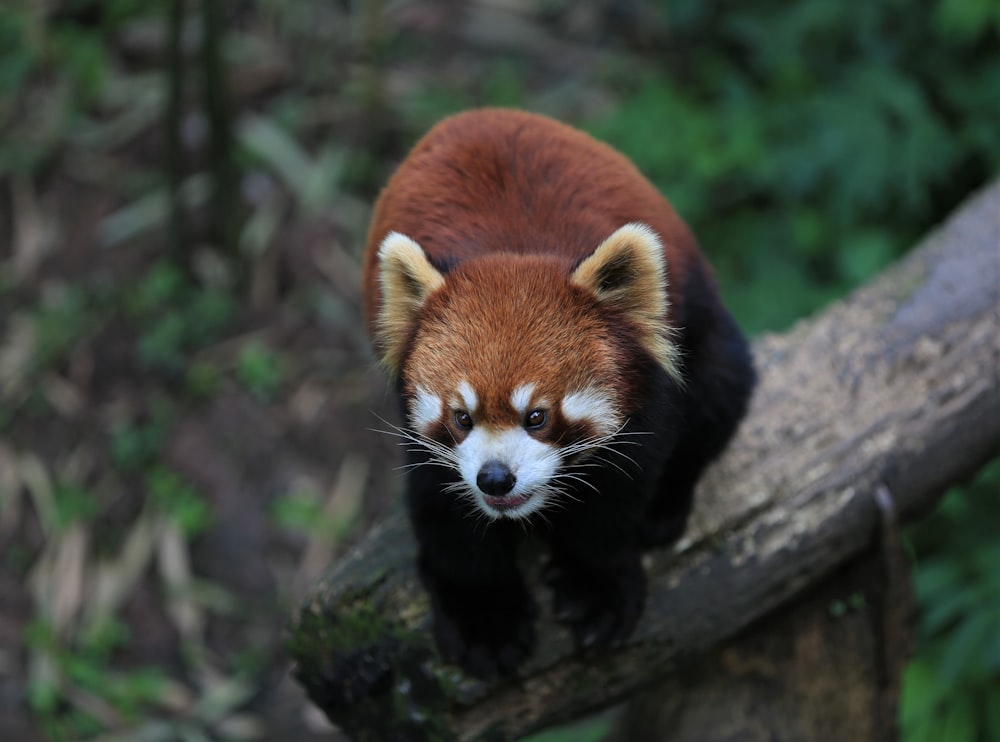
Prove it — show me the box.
[363,109,708,422]
[363,108,701,332]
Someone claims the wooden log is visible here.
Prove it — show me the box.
[611,500,913,741]
[289,181,1000,741]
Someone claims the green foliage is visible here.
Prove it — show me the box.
[271,488,355,543]
[109,400,174,473]
[587,0,1000,334]
[128,262,236,375]
[235,340,287,402]
[146,465,212,537]
[520,714,614,742]
[0,10,40,96]
[25,616,174,740]
[0,1,165,176]
[184,359,225,399]
[29,285,101,374]
[51,482,100,530]
[901,460,1000,742]
[239,115,347,216]
[270,490,325,533]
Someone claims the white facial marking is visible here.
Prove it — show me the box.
[410,385,443,433]
[456,380,478,413]
[510,383,536,416]
[562,387,622,436]
[456,427,559,520]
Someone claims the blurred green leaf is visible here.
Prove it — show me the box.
[940,695,977,742]
[521,714,613,742]
[239,115,312,190]
[98,174,210,247]
[184,360,224,399]
[271,490,323,533]
[900,659,944,733]
[902,459,1000,740]
[934,0,1000,40]
[52,482,99,530]
[146,466,211,537]
[30,285,99,373]
[920,583,974,636]
[985,685,1000,740]
[235,341,286,402]
[110,415,171,473]
[939,612,997,685]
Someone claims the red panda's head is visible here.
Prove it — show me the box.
[374,224,680,520]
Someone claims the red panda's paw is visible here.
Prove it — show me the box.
[547,554,645,650]
[430,582,536,678]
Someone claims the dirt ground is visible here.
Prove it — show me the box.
[0,165,402,738]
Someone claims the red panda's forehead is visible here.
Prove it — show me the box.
[405,255,623,424]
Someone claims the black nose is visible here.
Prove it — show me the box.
[477,461,516,496]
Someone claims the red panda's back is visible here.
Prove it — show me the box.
[363,108,702,331]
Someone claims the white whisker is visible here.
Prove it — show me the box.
[370,412,652,524]
[552,472,598,495]
[368,415,460,473]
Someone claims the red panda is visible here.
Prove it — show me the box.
[363,109,755,676]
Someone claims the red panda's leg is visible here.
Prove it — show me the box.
[406,471,536,676]
[545,546,646,650]
[543,493,648,649]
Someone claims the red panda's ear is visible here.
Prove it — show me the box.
[375,232,445,376]
[570,223,681,380]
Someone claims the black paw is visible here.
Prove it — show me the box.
[430,582,536,677]
[546,555,645,649]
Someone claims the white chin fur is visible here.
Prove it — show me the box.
[456,428,559,520]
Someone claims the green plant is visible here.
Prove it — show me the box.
[25,616,178,740]
[29,285,101,374]
[586,0,1000,334]
[271,488,355,543]
[900,459,1000,742]
[270,489,324,533]
[146,465,212,537]
[235,340,287,402]
[128,261,237,375]
[520,714,614,742]
[0,1,165,177]
[184,359,225,398]
[51,482,100,531]
[109,402,174,473]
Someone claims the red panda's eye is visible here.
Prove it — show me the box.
[525,409,547,429]
[454,410,473,430]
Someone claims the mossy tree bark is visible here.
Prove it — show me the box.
[289,181,1000,741]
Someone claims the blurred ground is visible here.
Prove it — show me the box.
[0,1,639,739]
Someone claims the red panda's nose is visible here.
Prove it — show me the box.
[477,461,516,496]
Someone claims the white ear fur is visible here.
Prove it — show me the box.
[570,223,681,380]
[375,232,445,376]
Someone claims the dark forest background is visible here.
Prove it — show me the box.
[0,0,998,739]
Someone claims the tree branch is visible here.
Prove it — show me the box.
[289,181,1000,741]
